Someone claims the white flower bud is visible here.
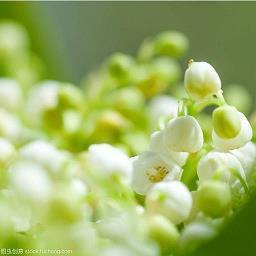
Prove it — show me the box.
[0,138,15,166]
[179,221,217,253]
[163,115,204,153]
[20,140,70,173]
[26,80,60,126]
[9,161,52,203]
[131,151,182,195]
[148,95,178,127]
[0,79,22,111]
[149,130,188,166]
[146,181,192,224]
[0,109,22,142]
[88,144,132,181]
[230,142,256,177]
[197,151,246,190]
[184,61,221,100]
[212,112,252,150]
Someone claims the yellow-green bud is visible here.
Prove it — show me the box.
[197,181,232,218]
[154,31,189,58]
[184,61,221,100]
[147,214,180,254]
[107,53,134,82]
[213,106,241,139]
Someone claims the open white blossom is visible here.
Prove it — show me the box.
[26,80,60,126]
[131,151,182,195]
[230,142,256,177]
[212,112,252,150]
[164,115,203,153]
[20,140,70,173]
[197,151,246,190]
[0,79,22,111]
[146,181,192,224]
[88,143,132,181]
[9,161,52,203]
[148,95,178,127]
[149,130,188,166]
[184,61,221,100]
[0,138,15,166]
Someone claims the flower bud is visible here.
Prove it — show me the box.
[154,31,189,58]
[197,151,246,189]
[230,142,256,177]
[0,138,15,167]
[131,151,182,195]
[213,106,241,139]
[197,181,232,218]
[163,115,204,153]
[179,221,217,253]
[147,214,180,254]
[9,161,52,203]
[107,53,134,82]
[146,181,192,224]
[149,130,188,167]
[20,140,70,173]
[184,61,221,100]
[0,79,22,111]
[88,143,132,182]
[148,95,178,128]
[212,111,252,150]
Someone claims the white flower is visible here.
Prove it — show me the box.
[149,130,188,166]
[131,151,182,195]
[146,181,192,224]
[230,142,256,177]
[148,95,178,127]
[184,61,221,100]
[26,80,60,126]
[0,79,22,111]
[0,109,22,142]
[163,115,203,153]
[9,161,52,203]
[88,143,132,181]
[212,112,252,150]
[19,140,70,173]
[197,151,246,190]
[0,138,15,165]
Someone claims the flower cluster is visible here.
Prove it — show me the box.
[0,20,256,256]
[131,60,256,253]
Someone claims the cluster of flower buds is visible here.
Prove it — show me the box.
[0,20,255,256]
[131,60,256,253]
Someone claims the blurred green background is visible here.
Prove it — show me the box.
[1,2,256,100]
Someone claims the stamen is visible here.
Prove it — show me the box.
[146,166,169,183]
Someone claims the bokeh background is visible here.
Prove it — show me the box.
[1,1,256,100]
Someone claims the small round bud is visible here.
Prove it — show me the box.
[197,151,246,190]
[163,115,204,153]
[213,106,241,139]
[197,181,232,218]
[146,181,192,224]
[107,53,134,82]
[212,111,252,150]
[147,214,180,254]
[154,31,189,58]
[184,61,221,100]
